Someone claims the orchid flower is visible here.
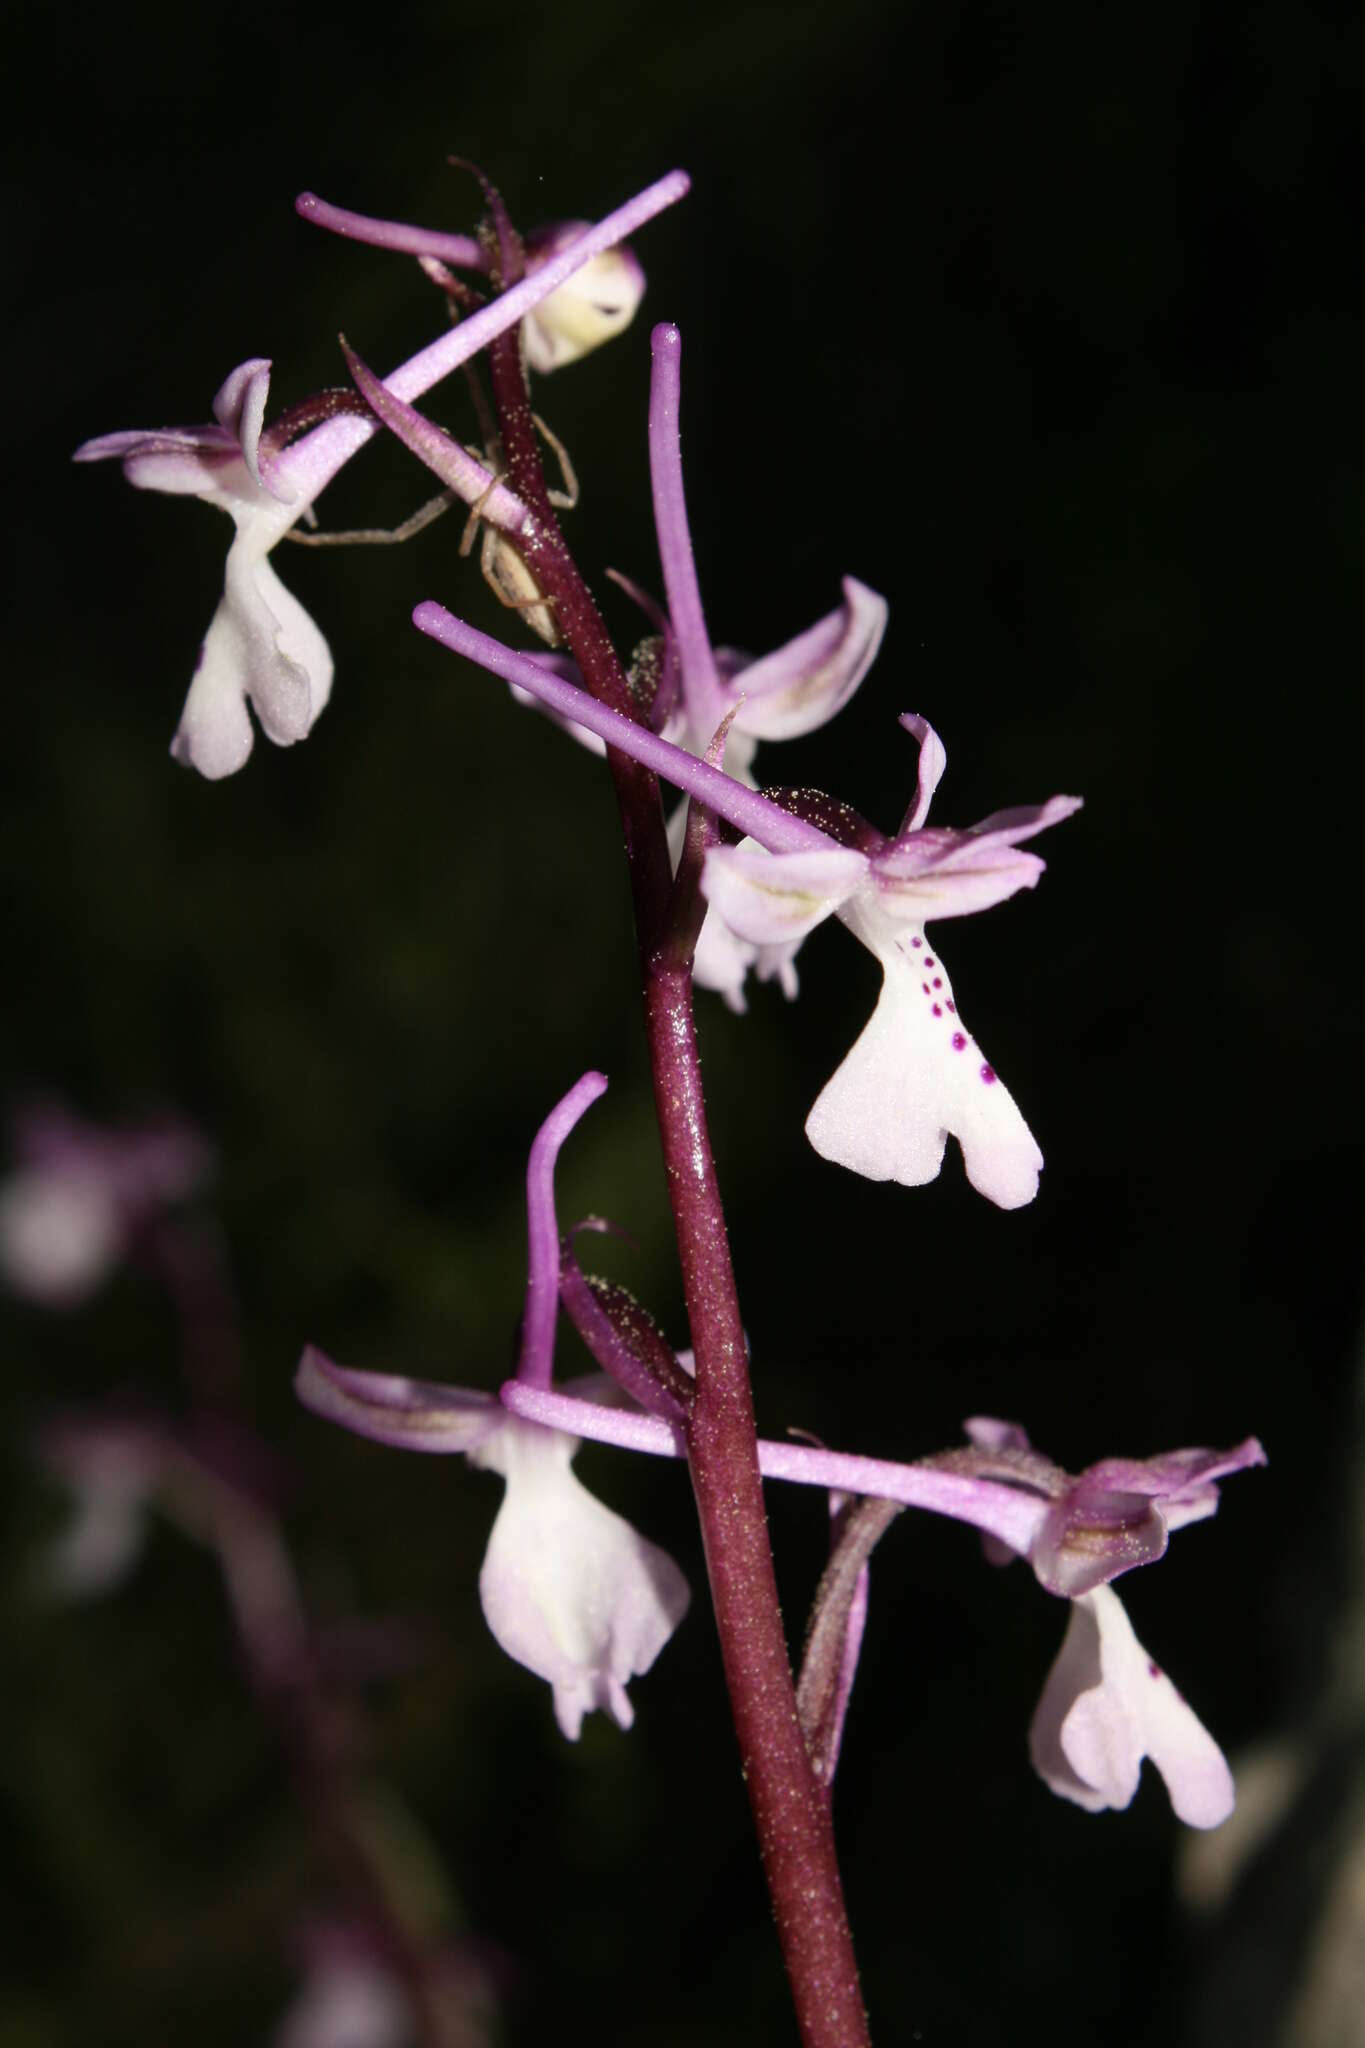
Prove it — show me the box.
[0,1106,209,1304]
[499,1371,1264,1826]
[74,172,690,778]
[487,323,887,1007]
[295,1074,690,1739]
[413,604,1078,1208]
[701,717,1080,1206]
[646,323,888,1007]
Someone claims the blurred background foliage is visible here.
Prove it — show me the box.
[3,0,1362,2041]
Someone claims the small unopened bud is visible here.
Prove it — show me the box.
[523,224,646,372]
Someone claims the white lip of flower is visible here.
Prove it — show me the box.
[470,1410,690,1738]
[1029,1584,1236,1828]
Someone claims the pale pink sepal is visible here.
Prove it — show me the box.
[470,1415,690,1739]
[1029,1585,1236,1828]
[293,1346,503,1456]
[719,578,888,742]
[701,843,870,947]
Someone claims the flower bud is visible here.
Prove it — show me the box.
[523,224,646,371]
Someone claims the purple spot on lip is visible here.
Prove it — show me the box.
[922,982,931,995]
[932,1003,942,1016]
[952,1032,967,1051]
[911,937,923,948]
[925,956,936,967]
[946,1001,956,1013]
[980,1063,996,1084]
[1148,1660,1161,1679]
[932,977,943,989]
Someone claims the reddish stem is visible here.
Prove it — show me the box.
[483,323,869,2043]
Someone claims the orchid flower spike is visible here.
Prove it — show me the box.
[74,172,690,778]
[295,1074,689,1736]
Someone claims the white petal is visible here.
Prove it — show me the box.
[170,541,333,779]
[1030,1587,1236,1829]
[804,945,1044,1207]
[472,1418,689,1737]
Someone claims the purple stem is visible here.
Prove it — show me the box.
[412,603,829,854]
[517,1071,608,1388]
[463,304,870,2045]
[296,192,488,271]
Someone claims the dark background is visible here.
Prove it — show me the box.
[3,1,1362,2042]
